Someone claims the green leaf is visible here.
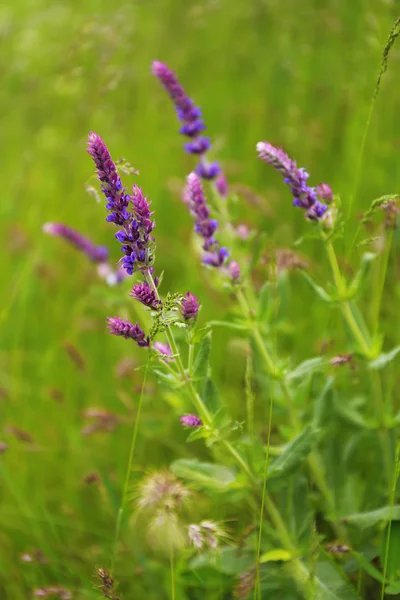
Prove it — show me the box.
[381,521,400,582]
[193,331,212,381]
[385,581,400,595]
[257,281,272,322]
[207,320,248,331]
[313,561,361,600]
[369,346,400,370]
[351,551,385,584]
[190,547,254,575]
[286,357,327,381]
[300,271,332,303]
[333,396,373,429]
[312,377,334,429]
[202,377,221,413]
[343,506,400,530]
[268,427,319,484]
[348,253,376,297]
[170,459,236,492]
[260,549,292,563]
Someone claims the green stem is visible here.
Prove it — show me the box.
[381,444,400,600]
[111,358,149,571]
[324,238,373,357]
[238,286,346,540]
[170,544,176,600]
[371,229,393,338]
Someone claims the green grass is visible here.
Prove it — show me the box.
[1,0,400,598]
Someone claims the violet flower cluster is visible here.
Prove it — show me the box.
[184,173,230,267]
[43,222,109,263]
[256,142,331,220]
[87,132,155,275]
[152,61,220,181]
[180,414,203,428]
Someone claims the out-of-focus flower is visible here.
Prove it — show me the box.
[188,520,228,550]
[137,471,190,512]
[316,183,333,202]
[256,141,328,220]
[43,222,109,263]
[153,342,174,360]
[152,60,221,182]
[180,414,202,427]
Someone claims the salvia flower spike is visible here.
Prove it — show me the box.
[43,223,109,263]
[87,132,155,275]
[256,141,329,220]
[130,282,161,310]
[184,173,230,267]
[107,317,150,347]
[152,60,221,181]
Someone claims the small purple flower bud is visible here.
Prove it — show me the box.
[180,414,203,427]
[107,317,150,347]
[196,161,221,180]
[130,282,161,310]
[181,292,200,321]
[227,260,241,282]
[43,222,109,263]
[184,137,211,155]
[180,120,206,137]
[215,172,228,197]
[316,183,333,202]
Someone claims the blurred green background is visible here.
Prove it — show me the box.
[0,0,399,597]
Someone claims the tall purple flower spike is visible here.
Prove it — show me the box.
[43,222,109,263]
[256,142,329,220]
[152,60,221,182]
[107,317,150,347]
[184,172,230,268]
[87,133,156,275]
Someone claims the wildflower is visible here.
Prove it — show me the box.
[81,407,121,436]
[130,281,160,310]
[330,354,354,367]
[184,172,230,265]
[0,442,8,454]
[152,60,221,181]
[256,141,328,220]
[97,263,127,286]
[87,133,155,275]
[181,292,200,320]
[33,587,72,600]
[180,414,202,427]
[107,316,150,347]
[43,222,109,263]
[153,342,174,360]
[96,568,120,600]
[215,172,228,198]
[137,471,190,512]
[188,520,228,550]
[226,260,241,282]
[316,183,333,202]
[233,569,256,599]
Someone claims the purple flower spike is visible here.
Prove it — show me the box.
[43,222,109,263]
[131,282,160,310]
[181,292,200,321]
[215,172,228,198]
[256,141,329,221]
[227,260,241,282]
[152,60,223,183]
[180,414,203,428]
[107,317,150,347]
[88,133,156,274]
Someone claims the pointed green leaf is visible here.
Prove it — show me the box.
[171,459,236,492]
[286,357,327,381]
[369,346,400,370]
[193,331,212,381]
[268,426,319,483]
[343,506,400,530]
[202,377,221,413]
[257,281,272,322]
[348,252,376,296]
[300,271,332,302]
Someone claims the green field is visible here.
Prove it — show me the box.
[1,1,400,598]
